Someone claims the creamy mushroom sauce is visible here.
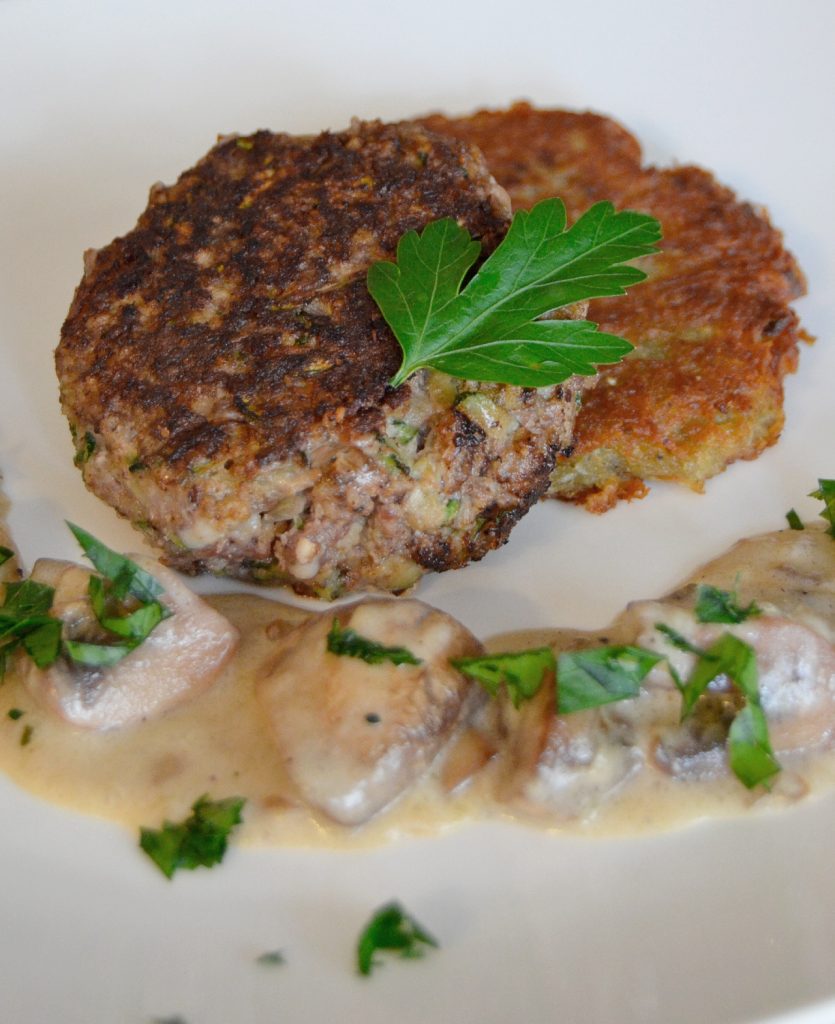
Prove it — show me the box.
[0,526,833,847]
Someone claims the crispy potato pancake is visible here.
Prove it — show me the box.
[419,103,808,510]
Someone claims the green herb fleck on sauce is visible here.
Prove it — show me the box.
[357,901,438,976]
[694,584,761,624]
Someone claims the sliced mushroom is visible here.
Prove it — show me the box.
[256,598,484,826]
[22,557,239,729]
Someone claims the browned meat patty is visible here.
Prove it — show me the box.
[419,103,807,510]
[57,119,590,598]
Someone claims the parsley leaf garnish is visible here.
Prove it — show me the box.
[677,634,780,788]
[356,901,438,976]
[63,640,136,667]
[326,619,422,666]
[557,645,664,713]
[0,545,13,567]
[451,647,554,708]
[810,479,835,538]
[139,795,245,879]
[694,584,761,624]
[2,578,54,618]
[654,622,709,658]
[368,198,661,388]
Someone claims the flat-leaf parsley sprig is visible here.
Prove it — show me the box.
[367,198,661,388]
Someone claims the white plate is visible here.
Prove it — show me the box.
[2,2,834,1021]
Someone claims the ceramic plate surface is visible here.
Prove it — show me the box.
[1,2,834,1021]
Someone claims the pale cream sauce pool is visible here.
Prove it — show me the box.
[0,526,833,846]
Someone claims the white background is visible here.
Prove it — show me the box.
[1,2,834,1021]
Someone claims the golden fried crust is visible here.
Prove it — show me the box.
[419,102,807,509]
[58,121,510,472]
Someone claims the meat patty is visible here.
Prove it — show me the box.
[419,103,808,510]
[57,120,589,598]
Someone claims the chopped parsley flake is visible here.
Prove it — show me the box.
[64,523,170,667]
[677,633,780,789]
[357,901,438,976]
[452,647,554,708]
[785,508,804,530]
[557,645,664,713]
[655,622,709,657]
[0,578,61,675]
[326,619,421,666]
[694,584,761,624]
[139,795,245,879]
